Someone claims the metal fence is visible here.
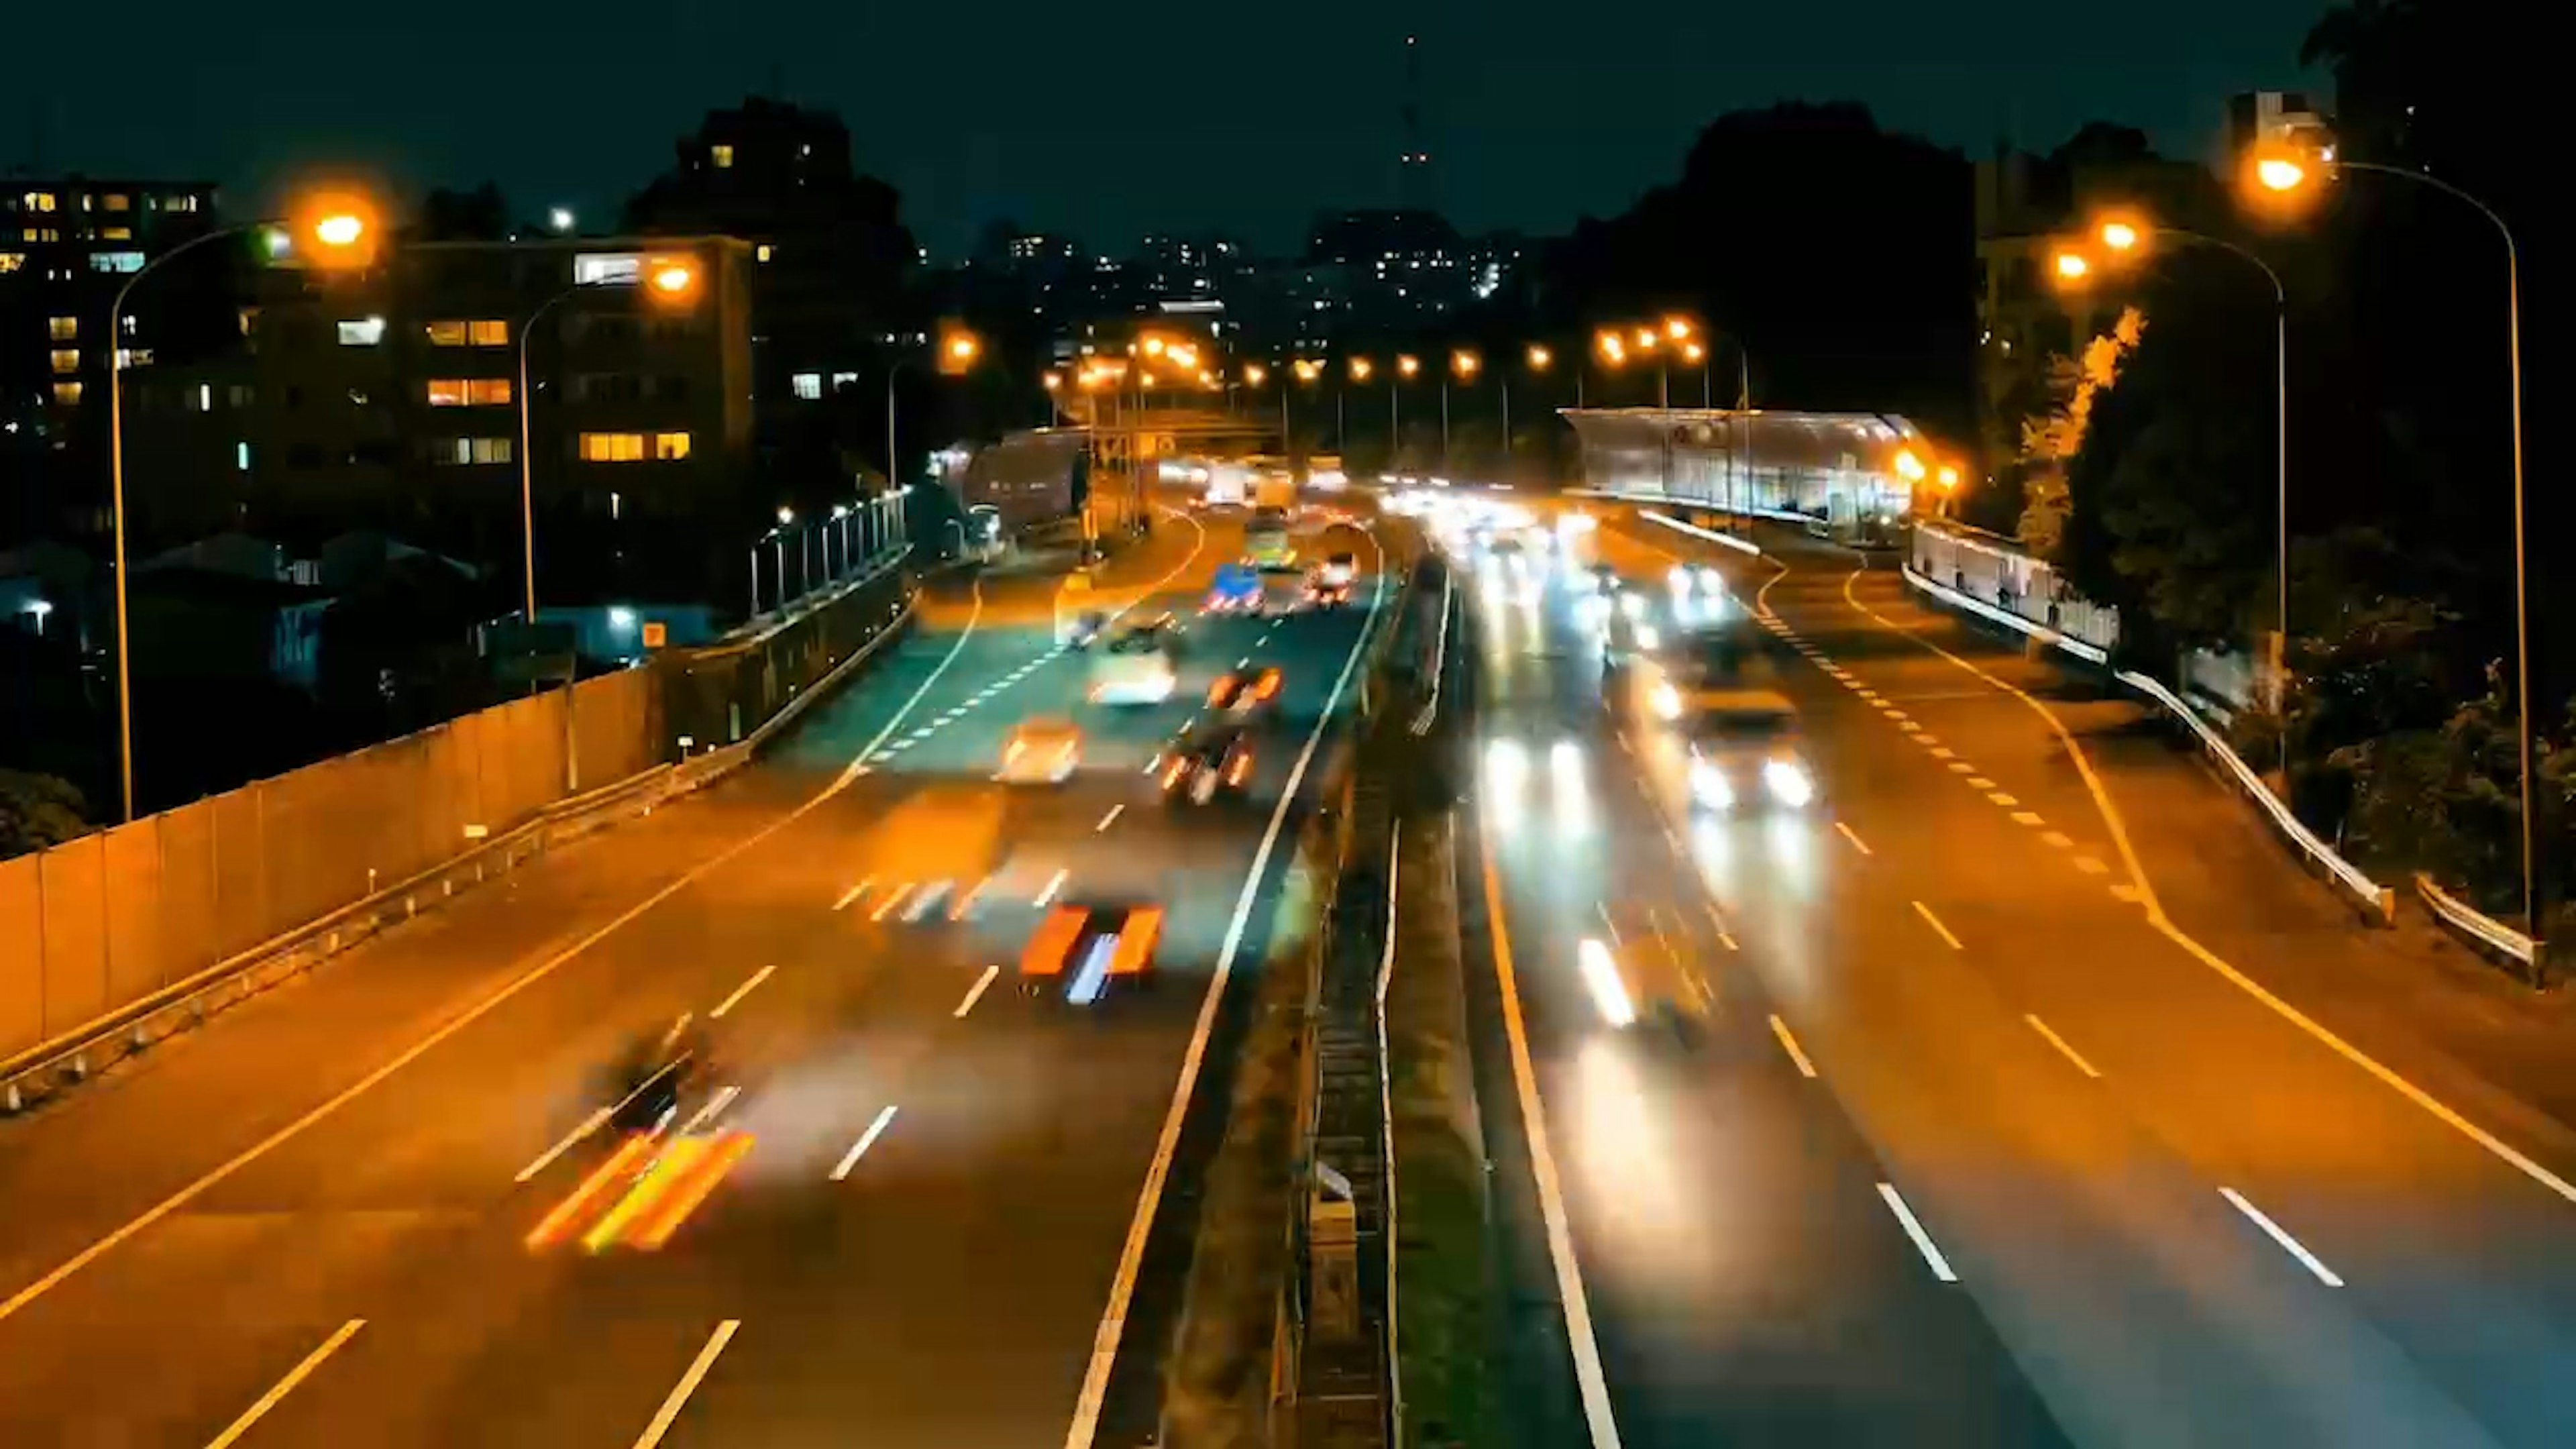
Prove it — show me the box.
[657,553,915,756]
[1,668,649,1061]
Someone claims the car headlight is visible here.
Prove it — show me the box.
[1690,759,1734,809]
[1633,623,1660,651]
[1698,566,1724,593]
[1764,759,1815,808]
[1618,591,1646,619]
[1668,566,1694,594]
[1650,683,1683,720]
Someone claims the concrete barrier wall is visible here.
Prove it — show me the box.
[0,665,647,1062]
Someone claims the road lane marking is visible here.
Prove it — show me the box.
[1597,902,1621,945]
[2074,855,2110,875]
[0,577,1006,1330]
[1986,792,2020,807]
[1833,820,1873,857]
[1699,903,1740,951]
[2025,1014,2102,1078]
[1882,708,1910,721]
[1768,1016,1818,1078]
[1095,804,1125,833]
[868,883,914,922]
[903,880,951,922]
[950,875,989,921]
[677,1084,741,1136]
[1913,900,1964,951]
[1965,775,1995,788]
[828,1105,902,1181]
[1877,1184,1959,1283]
[205,1319,366,1449]
[1035,868,1069,908]
[954,965,1001,1018]
[1916,735,1941,746]
[2220,1189,2345,1287]
[1478,795,1626,1448]
[515,1107,615,1183]
[1067,521,1399,1449]
[2009,811,2045,826]
[831,877,873,911]
[632,1320,741,1449]
[708,965,775,1020]
[2110,883,2145,903]
[2041,830,2074,849]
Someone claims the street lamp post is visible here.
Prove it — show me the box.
[106,197,374,821]
[1395,355,1419,466]
[517,256,702,626]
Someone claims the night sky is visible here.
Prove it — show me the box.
[13,0,2331,254]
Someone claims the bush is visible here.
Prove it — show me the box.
[0,769,91,859]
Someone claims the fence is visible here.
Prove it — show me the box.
[1911,519,2121,660]
[657,552,914,755]
[0,667,650,1063]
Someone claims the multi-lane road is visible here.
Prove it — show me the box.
[0,504,1389,1447]
[1450,502,2576,1448]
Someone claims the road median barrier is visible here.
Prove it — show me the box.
[2414,872,2540,983]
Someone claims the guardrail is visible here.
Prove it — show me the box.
[1638,508,1763,557]
[4,582,928,1116]
[1899,563,2396,925]
[2414,873,2538,979]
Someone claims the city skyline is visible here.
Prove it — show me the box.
[11,1,2330,255]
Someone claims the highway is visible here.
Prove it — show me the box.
[1445,500,2576,1448]
[0,501,1389,1447]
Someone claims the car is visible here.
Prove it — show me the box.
[1089,616,1182,704]
[998,716,1081,784]
[1205,561,1265,616]
[1159,724,1257,804]
[1303,554,1356,607]
[1020,902,1165,1003]
[1207,666,1282,716]
[1678,688,1815,812]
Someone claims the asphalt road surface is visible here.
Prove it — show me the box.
[1446,501,2576,1449]
[0,500,1389,1448]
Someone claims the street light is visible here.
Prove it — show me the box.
[2247,144,2539,951]
[106,186,378,820]
[1243,362,1268,386]
[2053,250,2094,283]
[515,254,700,629]
[885,325,981,511]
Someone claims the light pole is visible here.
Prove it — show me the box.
[885,326,981,501]
[2256,150,2539,949]
[517,255,701,625]
[1395,355,1419,466]
[107,193,376,821]
[1346,357,1373,463]
[1447,350,1481,474]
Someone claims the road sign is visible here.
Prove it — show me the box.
[640,621,668,649]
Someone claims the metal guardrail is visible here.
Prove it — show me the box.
[2414,872,2538,978]
[1899,564,2395,924]
[3,585,928,1115]
[1638,507,1764,557]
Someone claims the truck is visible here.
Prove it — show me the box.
[1252,472,1298,513]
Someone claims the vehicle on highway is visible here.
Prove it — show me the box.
[998,716,1081,785]
[1089,616,1181,704]
[1021,901,1165,1003]
[1246,506,1297,571]
[605,1014,714,1136]
[1065,608,1109,650]
[1206,561,1266,616]
[1206,665,1282,717]
[1676,687,1815,812]
[1304,551,1357,607]
[1159,723,1257,804]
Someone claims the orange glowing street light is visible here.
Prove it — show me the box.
[288,189,381,269]
[644,256,700,300]
[1397,354,1421,378]
[1663,317,1694,341]
[2052,250,2094,284]
[1293,358,1324,383]
[1596,331,1627,365]
[1348,356,1375,382]
[1451,349,1481,378]
[2098,218,2143,253]
[1633,327,1659,350]
[1042,370,1063,391]
[1243,362,1268,386]
[1526,343,1553,370]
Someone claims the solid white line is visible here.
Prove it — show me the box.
[515,1106,613,1183]
[1035,868,1069,908]
[1768,1015,1818,1078]
[1833,820,1873,857]
[1877,1183,1959,1282]
[828,1106,901,1181]
[954,965,1001,1018]
[708,965,775,1020]
[1913,900,1964,951]
[2025,1014,2102,1078]
[205,1319,367,1449]
[0,580,994,1330]
[2220,1188,2345,1287]
[831,877,873,912]
[631,1320,741,1449]
[1236,655,1252,668]
[1701,903,1739,952]
[1596,902,1621,945]
[1095,805,1125,833]
[1478,793,1625,1448]
[1065,523,1395,1449]
[868,883,914,922]
[677,1084,741,1136]
[903,879,951,922]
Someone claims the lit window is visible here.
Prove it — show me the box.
[191,384,212,412]
[99,226,132,241]
[654,432,692,461]
[337,317,386,346]
[237,308,260,337]
[573,252,639,286]
[103,194,131,212]
[434,437,513,465]
[427,319,470,346]
[94,250,144,272]
[25,191,56,213]
[580,432,647,462]
[470,319,508,346]
[756,244,773,263]
[25,227,60,243]
[427,378,513,407]
[792,372,822,400]
[120,314,137,335]
[115,348,152,368]
[711,144,735,169]
[48,316,76,341]
[235,441,251,472]
[830,371,858,389]
[168,195,199,213]
[50,348,79,374]
[0,252,23,273]
[53,381,83,406]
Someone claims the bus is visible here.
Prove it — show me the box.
[1245,506,1297,572]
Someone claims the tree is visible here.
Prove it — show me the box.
[0,770,90,858]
